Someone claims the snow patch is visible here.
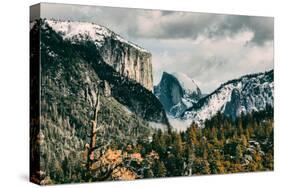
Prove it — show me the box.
[171,72,199,94]
[45,19,148,53]
[183,84,236,127]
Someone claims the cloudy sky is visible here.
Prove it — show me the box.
[40,3,274,93]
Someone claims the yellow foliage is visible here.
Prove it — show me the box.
[112,167,136,180]
[130,153,143,164]
[100,149,122,166]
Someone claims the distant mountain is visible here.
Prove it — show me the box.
[154,72,202,117]
[181,70,274,127]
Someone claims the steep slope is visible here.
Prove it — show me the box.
[46,19,153,91]
[182,70,274,127]
[30,20,169,184]
[154,72,202,117]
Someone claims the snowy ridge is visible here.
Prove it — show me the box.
[182,83,238,127]
[40,19,154,91]
[180,70,274,128]
[45,19,148,52]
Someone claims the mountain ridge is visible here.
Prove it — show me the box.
[184,69,273,113]
[181,69,273,127]
[44,19,154,91]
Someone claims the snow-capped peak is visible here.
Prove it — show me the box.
[154,71,202,118]
[45,19,148,52]
[170,72,200,94]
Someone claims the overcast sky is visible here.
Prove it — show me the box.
[40,3,274,93]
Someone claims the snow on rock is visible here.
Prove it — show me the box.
[154,71,202,118]
[183,83,236,127]
[45,19,148,52]
[44,19,153,91]
[181,70,274,128]
[171,72,200,94]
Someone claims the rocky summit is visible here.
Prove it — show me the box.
[154,71,202,117]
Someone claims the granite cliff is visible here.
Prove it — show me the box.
[46,19,153,91]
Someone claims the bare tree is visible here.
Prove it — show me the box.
[87,82,101,170]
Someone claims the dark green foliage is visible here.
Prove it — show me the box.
[30,20,273,184]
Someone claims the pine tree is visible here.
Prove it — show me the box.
[153,160,167,177]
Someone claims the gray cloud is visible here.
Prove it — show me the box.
[41,3,273,45]
[132,12,219,39]
[40,3,274,93]
[208,16,274,45]
[132,12,273,45]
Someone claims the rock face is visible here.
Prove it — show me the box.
[224,88,242,120]
[182,70,274,127]
[154,72,202,117]
[46,19,153,91]
[100,38,153,91]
